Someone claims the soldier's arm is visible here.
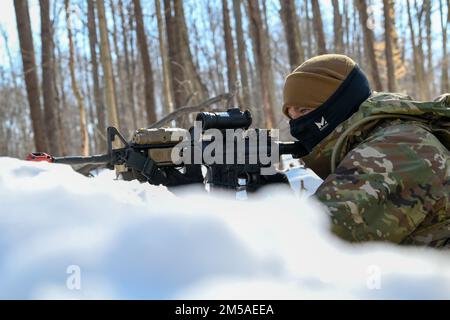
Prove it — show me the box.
[314,121,448,244]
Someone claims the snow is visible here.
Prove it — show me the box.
[0,156,449,299]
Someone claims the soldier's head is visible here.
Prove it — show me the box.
[282,54,372,155]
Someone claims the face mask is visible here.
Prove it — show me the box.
[289,65,371,157]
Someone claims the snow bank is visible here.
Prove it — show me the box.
[0,157,449,299]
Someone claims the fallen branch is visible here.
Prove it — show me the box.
[148,91,235,129]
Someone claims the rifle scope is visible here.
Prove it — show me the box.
[196,108,252,130]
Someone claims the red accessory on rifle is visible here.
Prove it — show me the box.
[25,152,54,163]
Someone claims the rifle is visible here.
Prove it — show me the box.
[26,108,304,191]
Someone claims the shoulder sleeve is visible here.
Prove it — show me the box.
[368,92,414,102]
[314,121,449,243]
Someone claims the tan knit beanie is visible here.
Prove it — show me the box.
[282,54,357,117]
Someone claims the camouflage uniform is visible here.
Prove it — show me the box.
[307,92,450,247]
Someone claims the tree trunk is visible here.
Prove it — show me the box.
[406,0,429,100]
[412,0,430,99]
[54,39,68,155]
[208,3,226,96]
[355,0,383,91]
[245,1,263,125]
[163,0,209,110]
[133,0,157,124]
[155,0,174,115]
[332,0,344,53]
[383,0,397,92]
[97,0,120,132]
[440,0,449,93]
[128,5,143,127]
[80,24,97,153]
[65,0,89,156]
[304,0,313,58]
[354,3,363,64]
[87,0,106,151]
[222,0,238,95]
[110,0,127,130]
[247,0,276,128]
[173,0,208,104]
[40,0,62,155]
[164,0,184,108]
[1,28,28,156]
[118,0,138,128]
[81,37,97,153]
[310,0,327,55]
[232,0,251,108]
[343,0,350,55]
[280,0,304,70]
[424,0,434,94]
[261,0,279,122]
[14,0,48,152]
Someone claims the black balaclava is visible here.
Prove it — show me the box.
[289,65,371,157]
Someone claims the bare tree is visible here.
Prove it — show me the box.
[247,0,276,128]
[424,0,434,93]
[439,0,449,93]
[128,2,143,127]
[118,0,138,129]
[343,0,351,55]
[40,0,62,155]
[110,0,127,129]
[65,0,89,155]
[232,0,251,108]
[173,0,208,103]
[355,0,383,91]
[97,0,120,132]
[280,0,304,70]
[87,0,106,151]
[164,0,183,108]
[163,0,208,110]
[133,0,157,124]
[383,0,397,92]
[1,28,32,156]
[14,0,48,152]
[332,0,344,53]
[155,0,174,114]
[304,0,313,58]
[352,1,362,63]
[207,2,226,96]
[413,0,430,99]
[54,34,69,156]
[222,0,238,94]
[310,0,327,55]
[406,0,430,100]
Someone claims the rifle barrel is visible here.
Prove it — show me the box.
[278,142,301,156]
[53,154,110,165]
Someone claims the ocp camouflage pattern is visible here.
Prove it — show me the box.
[309,92,450,248]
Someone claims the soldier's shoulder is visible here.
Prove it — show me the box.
[433,93,450,103]
[358,91,450,118]
[364,91,414,103]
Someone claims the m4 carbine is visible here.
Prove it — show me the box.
[26,108,303,191]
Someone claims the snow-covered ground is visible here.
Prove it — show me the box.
[0,156,449,299]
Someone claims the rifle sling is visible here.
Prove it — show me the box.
[126,150,167,184]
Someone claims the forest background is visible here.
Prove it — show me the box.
[0,0,448,157]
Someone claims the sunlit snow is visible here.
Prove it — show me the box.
[0,157,449,299]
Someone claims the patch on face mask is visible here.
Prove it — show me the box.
[315,117,329,131]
